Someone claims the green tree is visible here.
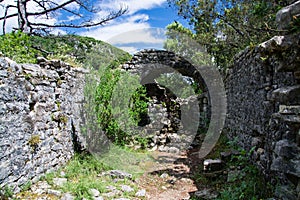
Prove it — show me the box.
[164,22,213,67]
[168,0,290,69]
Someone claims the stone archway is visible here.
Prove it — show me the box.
[121,49,211,152]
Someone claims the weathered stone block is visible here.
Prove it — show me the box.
[272,85,300,105]
[203,159,223,171]
[276,1,300,30]
[274,140,297,158]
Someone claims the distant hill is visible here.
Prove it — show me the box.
[0,32,131,68]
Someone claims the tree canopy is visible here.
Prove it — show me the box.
[0,0,127,35]
[167,0,291,69]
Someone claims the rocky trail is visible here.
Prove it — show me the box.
[136,150,200,200]
[14,145,229,200]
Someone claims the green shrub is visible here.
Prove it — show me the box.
[93,66,149,146]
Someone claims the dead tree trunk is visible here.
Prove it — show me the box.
[17,0,29,33]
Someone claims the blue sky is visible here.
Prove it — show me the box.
[0,0,190,53]
[77,0,190,53]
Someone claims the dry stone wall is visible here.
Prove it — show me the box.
[224,30,300,200]
[224,3,300,198]
[0,57,87,192]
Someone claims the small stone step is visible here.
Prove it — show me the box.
[203,159,223,171]
[220,150,240,161]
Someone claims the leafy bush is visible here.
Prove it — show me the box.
[217,160,274,200]
[129,86,149,126]
[93,66,149,146]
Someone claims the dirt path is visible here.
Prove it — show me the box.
[136,149,203,200]
[13,148,207,200]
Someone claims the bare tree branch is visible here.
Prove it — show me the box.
[32,0,48,11]
[50,1,82,18]
[0,0,127,34]
[30,8,127,28]
[27,0,75,16]
[2,5,18,34]
[74,0,97,13]
[0,13,18,21]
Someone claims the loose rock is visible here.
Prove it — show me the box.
[52,178,67,187]
[135,189,146,197]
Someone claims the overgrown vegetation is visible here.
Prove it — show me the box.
[167,0,293,69]
[0,185,14,200]
[84,64,150,147]
[44,154,110,198]
[14,151,145,200]
[0,31,39,63]
[192,134,275,199]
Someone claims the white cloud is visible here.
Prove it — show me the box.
[81,14,149,41]
[108,28,165,45]
[80,0,168,53]
[100,0,166,15]
[0,0,168,53]
[80,14,166,53]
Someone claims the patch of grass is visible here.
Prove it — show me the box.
[96,145,154,177]
[215,150,274,200]
[0,185,14,199]
[38,151,149,199]
[20,181,32,192]
[39,154,110,199]
[63,154,110,178]
[41,170,56,185]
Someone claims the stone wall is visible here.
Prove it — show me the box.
[0,57,87,192]
[224,20,300,200]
